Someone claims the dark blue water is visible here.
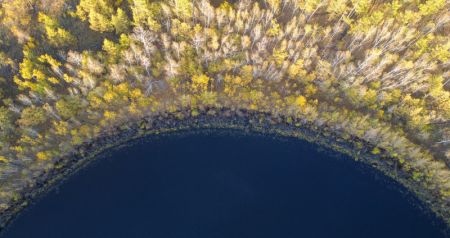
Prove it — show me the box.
[2,131,447,237]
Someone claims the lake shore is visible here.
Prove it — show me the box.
[0,107,449,236]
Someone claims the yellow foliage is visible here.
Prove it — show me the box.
[267,0,281,10]
[352,0,372,14]
[288,59,307,79]
[115,83,130,95]
[48,77,59,84]
[191,109,200,117]
[130,88,143,99]
[272,48,288,66]
[63,74,74,83]
[103,39,120,59]
[199,91,217,106]
[191,74,210,91]
[295,96,307,107]
[267,20,281,37]
[371,147,381,155]
[103,91,117,102]
[89,95,104,108]
[419,0,446,16]
[53,121,69,136]
[36,151,51,161]
[38,13,75,46]
[192,74,210,85]
[32,70,46,82]
[432,41,450,62]
[147,17,161,32]
[303,0,322,13]
[38,54,62,68]
[172,0,193,19]
[305,84,317,96]
[128,103,141,115]
[0,156,9,163]
[1,0,450,221]
[327,0,349,17]
[104,110,117,120]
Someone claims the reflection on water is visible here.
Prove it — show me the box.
[2,131,447,238]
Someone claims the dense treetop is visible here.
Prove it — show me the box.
[0,0,449,224]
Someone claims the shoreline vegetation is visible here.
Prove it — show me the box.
[0,0,449,234]
[0,108,448,234]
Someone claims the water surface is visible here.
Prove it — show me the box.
[3,131,447,237]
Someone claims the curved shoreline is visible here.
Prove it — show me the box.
[0,108,449,236]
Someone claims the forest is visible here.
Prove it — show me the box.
[0,0,449,226]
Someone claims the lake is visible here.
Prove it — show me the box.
[2,130,447,237]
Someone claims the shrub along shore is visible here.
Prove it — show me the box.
[0,107,448,234]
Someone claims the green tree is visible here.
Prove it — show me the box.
[38,13,76,47]
[171,0,193,20]
[111,8,131,34]
[55,96,83,120]
[0,107,15,142]
[76,0,122,32]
